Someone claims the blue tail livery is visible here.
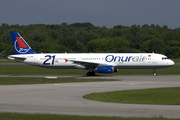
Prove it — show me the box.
[10,31,37,54]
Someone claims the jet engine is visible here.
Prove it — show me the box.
[94,66,118,73]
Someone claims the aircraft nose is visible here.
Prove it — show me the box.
[169,60,175,66]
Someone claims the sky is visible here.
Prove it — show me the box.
[0,0,180,29]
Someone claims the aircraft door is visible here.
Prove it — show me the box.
[33,55,38,65]
[152,55,157,64]
[78,56,82,60]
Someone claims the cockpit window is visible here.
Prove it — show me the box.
[162,57,168,60]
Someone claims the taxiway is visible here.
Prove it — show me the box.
[0,75,180,118]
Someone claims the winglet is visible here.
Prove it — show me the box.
[10,31,37,54]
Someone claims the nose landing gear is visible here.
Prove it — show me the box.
[153,69,157,76]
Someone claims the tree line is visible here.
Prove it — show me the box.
[0,23,180,58]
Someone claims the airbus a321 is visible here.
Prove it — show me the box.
[8,31,174,76]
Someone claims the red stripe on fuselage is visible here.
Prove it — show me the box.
[16,37,28,48]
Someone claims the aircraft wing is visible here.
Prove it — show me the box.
[66,59,107,69]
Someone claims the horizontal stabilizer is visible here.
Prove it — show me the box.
[8,55,26,61]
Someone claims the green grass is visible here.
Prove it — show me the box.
[0,59,18,63]
[114,65,180,75]
[0,65,179,75]
[0,112,177,120]
[172,58,180,63]
[0,77,118,85]
[83,87,180,105]
[0,65,87,75]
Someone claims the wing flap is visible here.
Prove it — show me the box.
[67,59,99,69]
[66,59,111,69]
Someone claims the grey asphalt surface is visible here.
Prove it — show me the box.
[0,75,180,118]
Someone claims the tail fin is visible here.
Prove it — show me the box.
[10,31,37,54]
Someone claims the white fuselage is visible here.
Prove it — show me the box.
[8,53,174,70]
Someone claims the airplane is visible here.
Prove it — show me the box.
[8,31,174,76]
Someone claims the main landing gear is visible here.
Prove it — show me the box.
[86,71,95,76]
[153,69,157,76]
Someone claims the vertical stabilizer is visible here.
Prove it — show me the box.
[10,31,37,54]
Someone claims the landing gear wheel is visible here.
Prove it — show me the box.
[86,71,95,76]
[86,72,91,76]
[92,71,95,76]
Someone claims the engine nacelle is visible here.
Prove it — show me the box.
[94,66,118,74]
